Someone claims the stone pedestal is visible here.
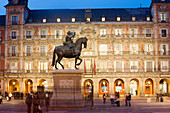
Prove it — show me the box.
[50,69,84,108]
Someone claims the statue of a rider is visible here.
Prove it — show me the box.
[63,31,77,55]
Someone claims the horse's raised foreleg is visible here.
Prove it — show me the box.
[55,57,59,70]
[58,56,64,69]
[75,57,78,70]
[76,57,82,65]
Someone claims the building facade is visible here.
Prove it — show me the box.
[0,0,170,96]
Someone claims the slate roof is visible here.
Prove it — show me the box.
[0,15,6,27]
[27,8,152,23]
[152,0,170,3]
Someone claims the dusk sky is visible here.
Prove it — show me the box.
[0,0,151,15]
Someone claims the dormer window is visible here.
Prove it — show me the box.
[160,13,166,22]
[146,16,150,21]
[86,18,91,22]
[12,16,18,25]
[102,17,105,22]
[43,19,46,23]
[72,18,75,22]
[117,17,121,21]
[132,17,136,21]
[57,18,61,22]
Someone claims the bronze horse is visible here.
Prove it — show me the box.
[52,37,88,69]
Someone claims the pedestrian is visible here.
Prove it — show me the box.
[5,91,8,98]
[0,93,2,104]
[21,92,24,100]
[127,93,131,106]
[9,92,12,101]
[125,95,128,106]
[103,94,106,104]
[156,93,159,102]
[33,94,41,113]
[45,93,50,111]
[25,93,32,113]
[110,94,113,104]
[117,92,120,98]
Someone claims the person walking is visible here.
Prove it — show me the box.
[0,93,2,104]
[156,93,159,102]
[9,92,12,101]
[103,94,106,104]
[127,93,131,107]
[33,94,41,113]
[45,94,50,111]
[125,95,128,106]
[25,94,32,113]
[110,95,113,104]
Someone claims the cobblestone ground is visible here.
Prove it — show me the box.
[0,97,170,113]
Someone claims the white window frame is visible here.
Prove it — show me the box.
[144,61,154,72]
[129,28,138,38]
[130,44,138,55]
[115,28,122,38]
[100,29,107,36]
[160,44,168,55]
[38,62,48,73]
[114,43,123,55]
[25,62,33,73]
[145,28,152,38]
[160,28,168,38]
[10,30,18,40]
[114,61,124,72]
[159,12,167,22]
[99,60,108,72]
[144,43,153,55]
[40,30,47,38]
[25,46,32,56]
[40,45,47,56]
[130,61,138,72]
[161,61,169,72]
[54,30,63,39]
[99,44,107,55]
[10,46,17,56]
[10,62,18,73]
[11,15,19,24]
[25,30,32,39]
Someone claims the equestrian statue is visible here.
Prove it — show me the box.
[52,31,88,69]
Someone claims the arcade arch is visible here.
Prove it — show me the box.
[99,79,109,95]
[25,79,33,94]
[9,79,19,93]
[114,79,124,95]
[129,79,139,96]
[159,79,169,95]
[145,78,154,95]
[84,79,93,95]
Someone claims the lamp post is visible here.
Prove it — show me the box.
[28,81,30,93]
[13,82,15,92]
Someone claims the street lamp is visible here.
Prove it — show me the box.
[13,81,15,92]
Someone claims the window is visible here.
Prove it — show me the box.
[11,46,17,56]
[54,30,62,39]
[10,62,18,73]
[144,44,153,55]
[99,61,108,72]
[100,29,107,36]
[72,18,75,22]
[145,61,154,72]
[57,18,60,22]
[99,44,107,55]
[11,31,17,39]
[40,30,46,38]
[160,13,166,22]
[161,61,169,72]
[26,31,32,39]
[160,44,168,55]
[43,19,46,23]
[117,17,121,21]
[115,29,122,37]
[86,18,90,22]
[161,29,167,37]
[130,44,138,54]
[114,43,122,55]
[146,16,150,21]
[102,17,105,22]
[12,16,18,25]
[40,46,46,56]
[25,46,32,56]
[25,62,33,73]
[132,17,136,21]
[145,29,152,37]
[0,31,1,41]
[114,61,124,72]
[39,62,48,73]
[130,61,138,72]
[130,28,137,38]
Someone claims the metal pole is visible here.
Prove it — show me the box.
[91,84,94,108]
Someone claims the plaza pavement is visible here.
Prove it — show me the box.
[0,97,170,113]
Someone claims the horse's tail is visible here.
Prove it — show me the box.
[52,48,56,66]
